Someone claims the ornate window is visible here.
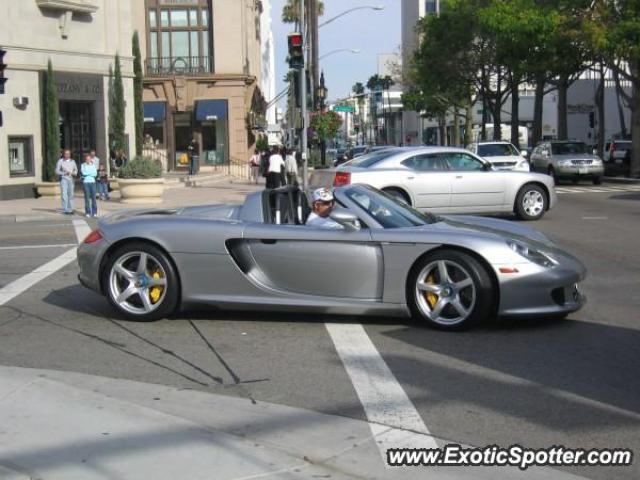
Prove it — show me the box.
[146,0,212,76]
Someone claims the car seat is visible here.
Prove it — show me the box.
[263,186,311,225]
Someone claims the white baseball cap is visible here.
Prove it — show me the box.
[312,188,334,202]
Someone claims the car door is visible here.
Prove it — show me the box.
[443,152,506,210]
[400,153,451,210]
[243,223,383,299]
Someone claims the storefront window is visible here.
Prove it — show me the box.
[8,136,34,177]
[202,120,227,165]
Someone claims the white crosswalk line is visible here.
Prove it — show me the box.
[0,220,90,306]
[325,322,438,464]
[555,184,640,195]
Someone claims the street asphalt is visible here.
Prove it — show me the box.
[0,181,638,479]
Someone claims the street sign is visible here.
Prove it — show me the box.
[333,105,354,113]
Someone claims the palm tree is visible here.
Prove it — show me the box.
[367,75,383,144]
[352,82,365,143]
[381,76,395,144]
[282,0,324,30]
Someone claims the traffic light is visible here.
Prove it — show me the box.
[589,111,595,128]
[0,48,6,95]
[288,33,304,69]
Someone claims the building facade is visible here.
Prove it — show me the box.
[134,0,267,172]
[0,0,136,200]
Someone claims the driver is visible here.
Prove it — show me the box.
[306,188,343,228]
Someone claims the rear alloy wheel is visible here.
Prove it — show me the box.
[383,188,410,205]
[547,165,559,185]
[408,250,494,330]
[104,242,179,321]
[515,184,547,221]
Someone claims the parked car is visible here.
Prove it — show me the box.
[466,141,530,172]
[604,140,631,176]
[334,145,392,166]
[529,140,604,185]
[78,184,585,329]
[311,146,557,221]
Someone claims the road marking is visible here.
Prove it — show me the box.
[325,322,438,464]
[556,185,640,194]
[0,220,90,306]
[582,216,608,220]
[0,244,77,251]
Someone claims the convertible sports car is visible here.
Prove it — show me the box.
[77,185,586,330]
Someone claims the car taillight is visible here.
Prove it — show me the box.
[334,171,351,186]
[83,229,103,244]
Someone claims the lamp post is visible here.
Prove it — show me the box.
[319,5,385,28]
[319,48,360,61]
[317,71,328,166]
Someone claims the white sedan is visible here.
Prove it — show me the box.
[467,141,530,171]
[310,146,557,221]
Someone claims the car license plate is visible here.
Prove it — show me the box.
[615,159,623,164]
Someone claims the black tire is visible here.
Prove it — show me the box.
[593,176,602,185]
[515,184,547,221]
[102,242,179,322]
[547,165,559,185]
[383,187,411,205]
[407,250,495,330]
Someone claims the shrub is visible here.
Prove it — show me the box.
[118,156,163,179]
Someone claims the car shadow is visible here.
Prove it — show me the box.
[380,316,640,425]
[609,193,640,202]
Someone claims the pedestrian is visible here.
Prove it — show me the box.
[97,163,110,200]
[266,146,285,189]
[90,148,100,171]
[285,148,298,186]
[55,149,78,215]
[111,148,127,177]
[249,149,260,184]
[81,153,98,217]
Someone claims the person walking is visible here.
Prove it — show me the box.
[55,149,78,215]
[266,147,285,189]
[97,163,110,200]
[249,149,260,184]
[285,148,298,186]
[81,153,98,217]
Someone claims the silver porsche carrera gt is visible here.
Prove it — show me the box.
[77,185,586,330]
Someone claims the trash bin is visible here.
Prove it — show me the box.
[189,154,200,175]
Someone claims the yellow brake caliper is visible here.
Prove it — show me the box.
[425,274,438,309]
[149,270,164,304]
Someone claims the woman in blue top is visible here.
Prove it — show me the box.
[81,153,98,217]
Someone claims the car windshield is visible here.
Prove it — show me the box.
[615,142,631,151]
[346,148,402,168]
[551,142,588,155]
[343,185,438,228]
[477,143,519,157]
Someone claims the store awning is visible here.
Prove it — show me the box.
[195,99,228,121]
[143,102,166,123]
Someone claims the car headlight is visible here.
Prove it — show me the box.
[517,160,530,171]
[592,158,603,165]
[507,241,557,268]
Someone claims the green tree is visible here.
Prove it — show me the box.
[282,0,324,28]
[43,60,60,182]
[132,31,144,156]
[112,53,126,153]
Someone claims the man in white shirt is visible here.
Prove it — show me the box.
[305,188,343,228]
[267,147,285,189]
[55,149,78,215]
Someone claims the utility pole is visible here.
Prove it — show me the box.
[300,0,308,190]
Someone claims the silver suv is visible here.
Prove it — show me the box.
[530,140,604,185]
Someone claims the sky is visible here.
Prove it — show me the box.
[270,0,401,106]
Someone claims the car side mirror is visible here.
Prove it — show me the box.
[330,208,361,232]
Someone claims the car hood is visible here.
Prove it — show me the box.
[483,155,522,164]
[430,214,554,247]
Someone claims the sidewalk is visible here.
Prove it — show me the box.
[0,176,264,223]
[0,366,585,480]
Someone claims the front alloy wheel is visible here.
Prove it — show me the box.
[104,243,178,321]
[515,184,547,221]
[408,250,494,330]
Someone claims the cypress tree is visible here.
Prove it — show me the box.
[43,60,60,182]
[132,31,144,156]
[113,53,126,153]
[108,64,114,138]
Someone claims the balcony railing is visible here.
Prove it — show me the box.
[145,57,213,77]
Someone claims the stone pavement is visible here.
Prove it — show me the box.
[0,176,264,223]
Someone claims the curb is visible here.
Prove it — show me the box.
[603,176,640,184]
[0,214,63,224]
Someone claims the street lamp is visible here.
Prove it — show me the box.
[319,5,385,28]
[319,48,360,61]
[317,72,328,166]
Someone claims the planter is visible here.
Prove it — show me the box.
[117,178,165,204]
[35,181,61,198]
[109,179,120,191]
